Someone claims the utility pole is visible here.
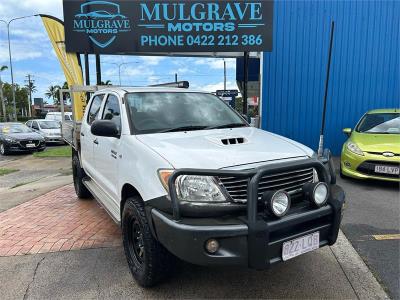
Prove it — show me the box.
[25,74,34,117]
[175,73,178,83]
[0,80,5,122]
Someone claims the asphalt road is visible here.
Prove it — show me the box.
[335,159,400,299]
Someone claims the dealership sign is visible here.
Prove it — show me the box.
[63,0,274,54]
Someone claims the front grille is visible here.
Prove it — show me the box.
[219,168,315,203]
[19,140,40,148]
[357,161,400,178]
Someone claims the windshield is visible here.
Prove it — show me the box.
[126,92,246,134]
[38,121,61,129]
[356,113,400,134]
[1,124,33,134]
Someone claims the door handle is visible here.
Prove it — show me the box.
[93,139,99,145]
[81,132,85,137]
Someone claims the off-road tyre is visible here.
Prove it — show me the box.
[122,196,174,287]
[0,143,8,156]
[72,154,92,199]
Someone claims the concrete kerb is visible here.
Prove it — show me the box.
[331,230,389,299]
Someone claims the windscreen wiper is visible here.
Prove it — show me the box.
[161,125,209,133]
[207,123,248,130]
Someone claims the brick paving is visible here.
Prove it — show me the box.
[0,185,121,257]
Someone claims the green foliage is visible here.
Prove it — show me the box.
[33,146,72,158]
[1,82,29,116]
[0,168,19,176]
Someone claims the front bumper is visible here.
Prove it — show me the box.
[5,141,46,152]
[341,148,400,182]
[150,158,345,268]
[44,136,63,143]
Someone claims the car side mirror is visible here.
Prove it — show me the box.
[342,128,352,136]
[91,120,119,138]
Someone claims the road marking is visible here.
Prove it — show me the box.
[372,234,400,241]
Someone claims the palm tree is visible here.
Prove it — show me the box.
[25,81,37,94]
[45,85,61,105]
[101,80,112,85]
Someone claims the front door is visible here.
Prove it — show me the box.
[81,94,104,177]
[95,93,122,202]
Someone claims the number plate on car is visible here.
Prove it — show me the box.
[26,143,36,148]
[282,232,319,261]
[374,165,399,175]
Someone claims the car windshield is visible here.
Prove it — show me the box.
[38,121,60,129]
[1,124,33,134]
[126,92,246,134]
[356,113,400,134]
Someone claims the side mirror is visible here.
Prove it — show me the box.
[343,128,352,136]
[91,120,119,138]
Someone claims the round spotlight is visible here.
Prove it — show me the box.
[205,239,219,254]
[264,190,291,217]
[314,182,329,206]
[303,182,329,207]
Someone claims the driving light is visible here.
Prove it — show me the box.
[205,239,219,254]
[303,182,329,207]
[176,175,227,203]
[4,137,16,143]
[347,142,364,156]
[263,190,291,217]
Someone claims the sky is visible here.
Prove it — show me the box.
[0,0,238,103]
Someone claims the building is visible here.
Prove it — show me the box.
[260,0,399,155]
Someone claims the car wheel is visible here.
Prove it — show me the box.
[0,143,8,156]
[72,154,92,199]
[122,196,175,287]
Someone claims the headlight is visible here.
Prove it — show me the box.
[4,137,16,143]
[158,170,227,203]
[303,182,329,207]
[176,175,227,203]
[346,142,364,156]
[263,190,291,217]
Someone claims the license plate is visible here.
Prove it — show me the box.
[282,232,319,261]
[374,165,399,175]
[26,143,36,148]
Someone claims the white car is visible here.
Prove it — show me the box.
[45,111,73,122]
[70,87,345,287]
[26,119,63,143]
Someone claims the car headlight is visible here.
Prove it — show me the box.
[158,170,228,203]
[4,137,16,143]
[346,142,364,156]
[176,175,227,203]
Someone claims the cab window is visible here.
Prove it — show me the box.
[87,95,104,125]
[32,121,39,130]
[102,94,121,133]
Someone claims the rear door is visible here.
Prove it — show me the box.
[94,93,122,201]
[80,94,104,177]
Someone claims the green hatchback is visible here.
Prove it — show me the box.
[341,109,400,182]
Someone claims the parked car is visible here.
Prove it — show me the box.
[0,122,46,155]
[26,119,64,144]
[45,112,73,122]
[68,87,345,287]
[341,109,400,182]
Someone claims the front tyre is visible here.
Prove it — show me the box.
[122,196,174,287]
[0,143,8,156]
[72,154,92,199]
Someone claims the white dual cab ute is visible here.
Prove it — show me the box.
[69,86,345,287]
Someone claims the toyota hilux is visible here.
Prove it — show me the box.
[69,86,345,287]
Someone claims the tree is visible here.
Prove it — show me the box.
[25,81,37,94]
[2,82,29,116]
[101,80,112,85]
[0,66,8,121]
[45,85,61,105]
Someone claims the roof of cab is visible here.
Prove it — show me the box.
[96,86,209,95]
[367,108,399,114]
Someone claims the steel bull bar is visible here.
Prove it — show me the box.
[165,158,345,269]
